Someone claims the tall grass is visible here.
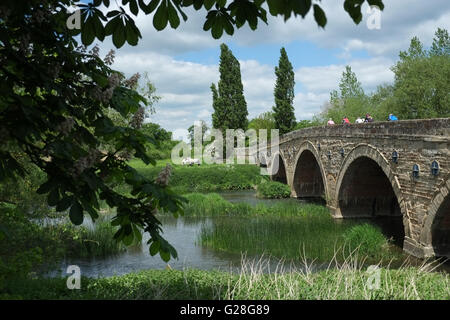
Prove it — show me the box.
[199,215,354,263]
[199,217,401,264]
[185,195,399,264]
[175,193,330,218]
[224,252,449,300]
[3,253,448,300]
[130,161,262,192]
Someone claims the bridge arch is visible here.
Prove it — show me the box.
[269,152,288,184]
[420,176,450,258]
[292,141,328,200]
[335,144,409,243]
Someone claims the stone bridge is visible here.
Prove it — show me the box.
[257,118,450,259]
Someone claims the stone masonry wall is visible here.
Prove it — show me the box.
[258,118,450,258]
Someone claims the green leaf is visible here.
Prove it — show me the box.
[56,196,73,212]
[36,180,53,194]
[204,0,215,10]
[192,0,203,10]
[126,21,139,45]
[139,0,160,14]
[81,18,96,45]
[216,0,226,8]
[211,17,224,39]
[123,232,134,246]
[105,16,120,35]
[112,21,126,48]
[344,0,364,24]
[149,240,160,256]
[223,17,234,35]
[167,1,180,28]
[69,201,84,225]
[313,4,327,28]
[160,249,170,262]
[48,188,60,207]
[153,1,169,31]
[367,0,384,10]
[129,0,139,15]
[93,15,105,41]
[293,0,311,18]
[266,0,282,16]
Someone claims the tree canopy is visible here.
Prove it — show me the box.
[273,47,296,134]
[0,0,186,262]
[211,43,248,131]
[0,0,386,262]
[319,28,450,124]
[59,0,386,47]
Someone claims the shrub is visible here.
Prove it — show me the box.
[256,181,291,199]
[133,162,261,192]
[342,223,389,258]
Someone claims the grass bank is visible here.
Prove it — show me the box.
[129,159,262,193]
[172,193,328,218]
[2,258,448,300]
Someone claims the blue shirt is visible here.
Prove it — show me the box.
[389,115,398,121]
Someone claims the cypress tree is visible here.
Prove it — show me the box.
[273,47,296,134]
[211,43,248,131]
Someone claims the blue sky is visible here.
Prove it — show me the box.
[91,0,450,140]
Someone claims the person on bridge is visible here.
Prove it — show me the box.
[327,118,335,125]
[388,114,398,121]
[342,117,350,125]
[364,114,374,122]
[355,117,364,124]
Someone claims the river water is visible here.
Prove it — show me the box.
[46,190,447,278]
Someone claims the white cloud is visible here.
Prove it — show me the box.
[96,0,449,130]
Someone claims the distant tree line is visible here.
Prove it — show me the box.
[197,27,449,139]
[319,28,450,124]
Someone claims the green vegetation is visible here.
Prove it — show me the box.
[273,47,296,134]
[1,3,186,264]
[342,223,389,258]
[0,204,126,285]
[2,264,448,300]
[181,194,399,263]
[140,123,180,160]
[248,111,277,140]
[130,161,262,192]
[174,193,327,218]
[319,28,450,124]
[211,43,248,132]
[256,180,291,199]
[0,156,47,217]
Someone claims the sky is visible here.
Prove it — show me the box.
[92,0,450,141]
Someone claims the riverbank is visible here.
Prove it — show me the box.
[2,260,448,300]
[129,159,263,193]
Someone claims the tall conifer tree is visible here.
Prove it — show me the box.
[211,43,248,131]
[273,47,296,134]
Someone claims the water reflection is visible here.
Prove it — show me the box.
[47,215,325,278]
[45,190,448,277]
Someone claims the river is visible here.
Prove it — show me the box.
[46,190,448,278]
